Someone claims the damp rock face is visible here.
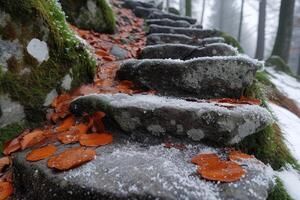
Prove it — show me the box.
[146,33,225,46]
[146,18,191,27]
[116,57,262,99]
[148,24,219,38]
[122,0,157,9]
[0,0,96,129]
[70,94,273,145]
[60,0,116,33]
[139,44,238,60]
[13,138,273,200]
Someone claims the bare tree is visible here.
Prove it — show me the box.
[200,0,206,25]
[185,0,192,16]
[238,0,245,42]
[272,0,296,62]
[255,0,267,60]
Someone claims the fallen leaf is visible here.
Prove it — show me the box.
[229,150,254,161]
[47,147,96,170]
[56,115,75,132]
[3,138,21,155]
[191,153,220,167]
[0,157,10,173]
[51,93,72,108]
[0,182,13,200]
[57,130,80,144]
[91,112,106,133]
[197,161,245,182]
[79,133,113,147]
[96,49,110,57]
[26,145,57,162]
[20,129,46,150]
[0,171,12,183]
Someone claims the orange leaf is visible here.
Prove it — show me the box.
[0,182,13,200]
[57,130,80,144]
[91,112,106,132]
[79,133,113,147]
[197,161,245,182]
[96,49,110,57]
[3,138,21,155]
[240,96,262,105]
[20,129,46,150]
[51,93,72,108]
[26,145,57,162]
[0,157,10,172]
[56,115,75,132]
[229,150,254,161]
[191,153,220,167]
[47,147,96,171]
[103,55,115,61]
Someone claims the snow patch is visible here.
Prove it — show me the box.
[277,166,300,200]
[26,38,49,63]
[61,74,72,90]
[43,89,58,107]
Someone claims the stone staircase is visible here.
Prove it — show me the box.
[12,1,275,199]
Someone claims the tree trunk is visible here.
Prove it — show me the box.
[185,0,192,17]
[272,0,295,62]
[218,0,225,30]
[200,0,206,25]
[238,0,245,42]
[298,53,300,75]
[166,0,170,12]
[255,0,267,60]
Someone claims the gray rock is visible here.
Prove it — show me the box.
[122,0,157,9]
[146,33,225,46]
[70,94,273,145]
[148,24,219,38]
[146,18,191,28]
[116,57,262,99]
[110,45,129,59]
[13,134,274,200]
[139,43,238,60]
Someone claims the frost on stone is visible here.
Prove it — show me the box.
[26,38,49,63]
[61,74,72,90]
[0,39,23,71]
[43,89,58,107]
[0,94,25,127]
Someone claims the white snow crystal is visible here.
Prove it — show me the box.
[26,38,49,63]
[277,166,300,200]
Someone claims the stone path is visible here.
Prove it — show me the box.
[13,1,275,199]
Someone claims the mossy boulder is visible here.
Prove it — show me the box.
[60,0,115,33]
[266,55,293,75]
[0,0,96,132]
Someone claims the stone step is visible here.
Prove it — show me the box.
[122,0,157,9]
[116,56,262,99]
[139,43,238,60]
[146,18,191,28]
[149,24,218,38]
[132,7,197,24]
[13,134,273,200]
[147,33,225,46]
[70,94,273,145]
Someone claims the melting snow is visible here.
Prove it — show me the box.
[277,166,300,200]
[26,38,49,63]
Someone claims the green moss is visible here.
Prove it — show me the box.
[97,0,116,33]
[0,122,26,154]
[219,31,244,53]
[256,71,275,88]
[266,56,293,75]
[267,178,293,200]
[0,0,96,126]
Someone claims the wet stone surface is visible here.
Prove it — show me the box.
[116,57,262,99]
[146,33,225,46]
[146,18,191,28]
[70,94,273,145]
[139,43,238,60]
[13,130,273,200]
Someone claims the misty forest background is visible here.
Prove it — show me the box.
[164,0,300,75]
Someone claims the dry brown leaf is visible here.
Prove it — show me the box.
[79,133,113,147]
[56,115,75,132]
[3,138,21,156]
[229,150,254,161]
[20,129,46,150]
[0,157,10,173]
[191,153,220,167]
[57,130,80,144]
[51,93,73,108]
[26,145,57,162]
[47,147,96,171]
[0,182,13,200]
[197,161,245,182]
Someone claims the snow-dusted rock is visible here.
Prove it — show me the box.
[139,43,238,60]
[146,18,191,27]
[70,94,273,145]
[116,57,262,99]
[0,95,25,128]
[148,24,218,38]
[13,134,274,200]
[26,38,49,63]
[147,33,225,46]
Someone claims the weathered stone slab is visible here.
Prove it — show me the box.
[13,133,273,200]
[146,18,191,27]
[148,24,218,38]
[147,33,225,46]
[116,57,262,99]
[139,44,238,60]
[122,0,157,9]
[70,94,273,145]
